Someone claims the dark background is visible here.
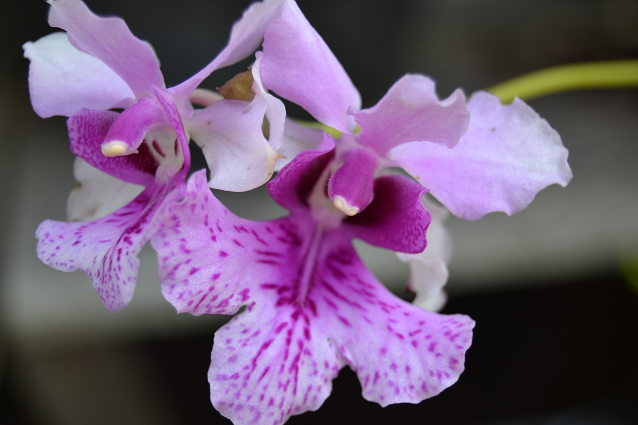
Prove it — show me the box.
[1,0,638,424]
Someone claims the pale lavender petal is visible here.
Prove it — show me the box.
[274,119,324,172]
[313,234,474,407]
[344,175,430,254]
[328,147,378,216]
[23,32,134,118]
[351,75,469,156]
[187,97,279,192]
[267,134,335,213]
[397,196,452,312]
[169,0,286,109]
[48,0,164,98]
[67,157,145,222]
[252,52,286,151]
[260,0,361,133]
[67,108,158,186]
[36,182,168,312]
[390,91,573,220]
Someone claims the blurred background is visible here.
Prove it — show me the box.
[1,0,638,424]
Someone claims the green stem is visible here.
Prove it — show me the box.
[487,59,638,103]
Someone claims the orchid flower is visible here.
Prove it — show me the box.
[245,0,572,309]
[152,136,475,425]
[24,0,289,311]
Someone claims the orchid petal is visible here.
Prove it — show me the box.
[351,75,469,156]
[23,32,134,118]
[397,197,452,312]
[187,97,279,192]
[317,237,474,406]
[328,147,378,216]
[170,0,286,109]
[252,52,286,151]
[260,0,361,133]
[36,182,168,312]
[390,91,573,220]
[67,157,144,222]
[48,0,165,98]
[67,108,158,186]
[275,119,324,172]
[345,175,430,253]
[267,134,335,213]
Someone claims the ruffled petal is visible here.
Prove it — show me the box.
[187,97,279,192]
[67,157,145,222]
[316,235,474,407]
[328,147,378,216]
[170,0,287,110]
[267,134,335,213]
[67,108,158,186]
[274,119,324,172]
[23,32,134,118]
[36,182,170,312]
[390,91,573,220]
[344,175,430,253]
[260,0,361,133]
[397,197,452,312]
[48,0,164,98]
[351,75,469,156]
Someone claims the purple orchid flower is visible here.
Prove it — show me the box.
[247,0,572,308]
[152,135,475,424]
[24,0,291,311]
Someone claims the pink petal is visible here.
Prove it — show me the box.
[316,237,474,406]
[344,175,430,254]
[351,75,469,156]
[187,97,280,192]
[23,32,134,118]
[48,0,164,98]
[170,0,286,110]
[67,108,158,186]
[260,0,361,133]
[390,91,573,220]
[152,87,191,176]
[36,182,171,312]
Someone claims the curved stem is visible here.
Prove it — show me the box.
[487,59,638,103]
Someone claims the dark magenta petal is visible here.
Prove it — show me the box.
[267,134,335,212]
[328,147,377,215]
[36,181,175,312]
[48,0,165,98]
[344,175,430,253]
[68,108,158,186]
